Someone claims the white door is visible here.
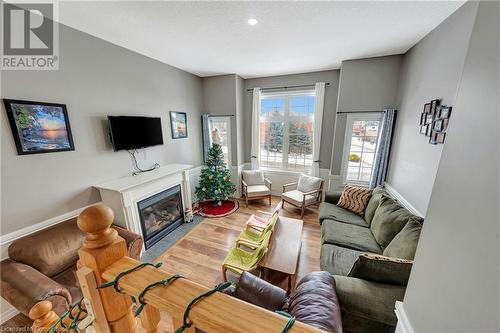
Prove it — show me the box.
[208,116,232,167]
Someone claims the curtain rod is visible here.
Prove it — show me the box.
[336,111,385,114]
[246,82,330,92]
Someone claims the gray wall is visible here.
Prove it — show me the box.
[387,2,478,215]
[244,70,340,169]
[403,2,499,331]
[1,23,204,234]
[202,74,246,166]
[331,55,403,175]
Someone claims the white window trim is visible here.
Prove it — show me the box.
[208,116,232,167]
[341,112,383,186]
[260,90,315,172]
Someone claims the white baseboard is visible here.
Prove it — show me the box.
[395,301,415,333]
[0,302,19,324]
[384,183,424,218]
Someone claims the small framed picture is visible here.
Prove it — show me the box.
[429,131,438,144]
[439,106,452,119]
[169,111,188,139]
[433,119,444,132]
[430,99,440,114]
[426,124,432,137]
[420,113,427,125]
[425,114,433,125]
[420,124,428,135]
[443,118,449,130]
[436,132,446,144]
[423,103,431,114]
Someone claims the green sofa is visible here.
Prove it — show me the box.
[319,186,423,333]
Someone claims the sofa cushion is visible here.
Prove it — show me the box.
[297,174,322,193]
[364,186,387,225]
[337,185,372,216]
[8,219,85,278]
[318,202,369,227]
[370,195,419,248]
[333,275,405,327]
[348,253,413,286]
[288,271,343,333]
[320,244,363,276]
[242,170,265,185]
[321,220,382,253]
[383,218,422,260]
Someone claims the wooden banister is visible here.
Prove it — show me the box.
[102,256,326,333]
[30,301,59,333]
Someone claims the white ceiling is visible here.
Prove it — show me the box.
[58,1,465,79]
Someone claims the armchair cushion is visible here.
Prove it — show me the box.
[242,170,265,186]
[348,253,413,286]
[282,190,317,206]
[8,218,85,278]
[0,259,72,317]
[114,225,144,260]
[234,272,288,311]
[246,185,271,197]
[297,174,322,193]
[288,271,343,333]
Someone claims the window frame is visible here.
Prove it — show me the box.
[341,112,384,187]
[259,89,316,172]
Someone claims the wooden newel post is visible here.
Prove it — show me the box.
[77,204,137,333]
[30,301,59,333]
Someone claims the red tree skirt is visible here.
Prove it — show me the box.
[196,200,239,218]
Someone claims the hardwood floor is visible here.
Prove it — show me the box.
[156,196,321,290]
[0,196,321,331]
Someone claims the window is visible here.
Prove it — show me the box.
[342,114,383,186]
[260,91,315,171]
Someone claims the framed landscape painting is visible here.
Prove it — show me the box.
[3,99,75,155]
[169,111,188,139]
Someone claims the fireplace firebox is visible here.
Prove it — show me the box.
[137,185,184,249]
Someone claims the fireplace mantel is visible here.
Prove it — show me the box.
[94,163,194,251]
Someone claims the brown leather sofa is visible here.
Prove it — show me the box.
[0,217,143,319]
[224,271,343,333]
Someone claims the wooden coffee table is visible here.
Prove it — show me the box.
[258,216,303,293]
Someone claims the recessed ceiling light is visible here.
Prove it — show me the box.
[248,18,258,26]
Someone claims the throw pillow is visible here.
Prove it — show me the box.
[243,170,265,185]
[383,218,422,260]
[370,195,421,248]
[348,253,413,286]
[363,186,387,225]
[336,184,372,216]
[297,174,322,193]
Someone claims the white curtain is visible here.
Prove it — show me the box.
[312,82,326,177]
[251,88,261,170]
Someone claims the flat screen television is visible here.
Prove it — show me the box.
[108,116,163,151]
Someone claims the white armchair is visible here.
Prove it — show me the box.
[281,174,324,218]
[241,170,272,206]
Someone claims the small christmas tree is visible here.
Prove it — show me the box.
[195,144,236,205]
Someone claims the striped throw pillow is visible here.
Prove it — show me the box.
[337,185,373,216]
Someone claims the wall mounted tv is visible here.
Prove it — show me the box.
[108,116,163,151]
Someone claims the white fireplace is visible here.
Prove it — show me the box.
[94,164,193,250]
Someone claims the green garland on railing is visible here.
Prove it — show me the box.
[276,310,296,333]
[174,281,232,333]
[134,274,184,317]
[48,298,87,333]
[98,262,163,293]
